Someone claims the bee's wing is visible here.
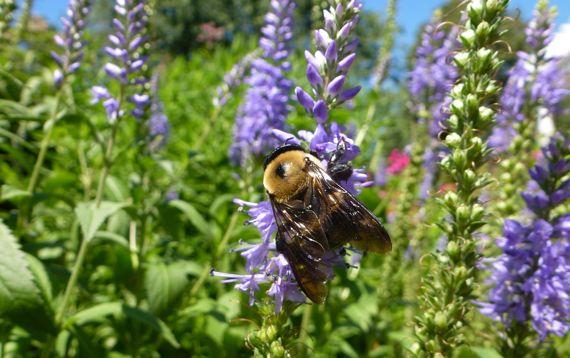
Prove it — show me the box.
[271,198,331,304]
[307,161,392,254]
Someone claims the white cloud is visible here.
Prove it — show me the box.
[546,18,570,58]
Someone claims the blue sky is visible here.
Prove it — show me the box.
[27,0,570,48]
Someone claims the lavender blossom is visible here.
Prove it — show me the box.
[148,74,169,151]
[213,50,260,107]
[408,18,459,136]
[292,0,368,193]
[214,0,370,310]
[229,0,295,165]
[295,0,363,119]
[408,17,459,199]
[51,0,91,87]
[211,199,308,311]
[490,1,569,152]
[481,134,570,341]
[91,0,150,123]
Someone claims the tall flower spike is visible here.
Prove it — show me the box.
[296,0,363,119]
[229,0,295,165]
[91,0,150,123]
[480,134,570,354]
[293,0,368,195]
[213,50,260,107]
[213,0,370,314]
[51,0,92,88]
[412,1,509,355]
[490,0,569,222]
[409,16,459,138]
[408,16,459,200]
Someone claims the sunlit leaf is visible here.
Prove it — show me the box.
[145,260,202,316]
[74,201,129,242]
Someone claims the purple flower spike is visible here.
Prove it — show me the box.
[52,0,92,87]
[490,2,569,152]
[92,0,151,123]
[229,0,295,165]
[296,0,362,120]
[408,16,460,195]
[482,133,570,340]
[213,51,259,107]
[147,74,170,151]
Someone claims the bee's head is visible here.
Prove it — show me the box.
[263,145,322,201]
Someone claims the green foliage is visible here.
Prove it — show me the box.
[0,0,568,357]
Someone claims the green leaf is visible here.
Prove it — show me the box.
[68,302,179,348]
[209,193,234,219]
[0,184,31,203]
[74,201,129,242]
[145,261,201,316]
[0,221,43,316]
[169,200,212,237]
[92,231,129,248]
[25,254,54,313]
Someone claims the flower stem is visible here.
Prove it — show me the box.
[55,230,89,325]
[191,211,240,297]
[194,105,221,151]
[19,90,64,231]
[27,90,64,194]
[297,304,313,356]
[56,110,122,325]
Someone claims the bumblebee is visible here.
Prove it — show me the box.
[263,143,391,303]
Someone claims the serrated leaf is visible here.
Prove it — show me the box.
[169,200,212,237]
[0,221,43,316]
[145,261,200,316]
[25,254,54,313]
[68,302,179,348]
[74,201,129,242]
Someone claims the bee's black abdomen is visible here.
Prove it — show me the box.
[328,162,353,182]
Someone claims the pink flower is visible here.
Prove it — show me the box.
[387,149,410,175]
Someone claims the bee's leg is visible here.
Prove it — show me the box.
[328,138,354,182]
[329,138,347,165]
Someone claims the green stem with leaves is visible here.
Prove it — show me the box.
[412,1,509,356]
[56,98,123,325]
[27,91,64,195]
[190,211,240,297]
[18,90,64,231]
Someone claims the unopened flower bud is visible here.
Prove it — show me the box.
[459,29,476,48]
